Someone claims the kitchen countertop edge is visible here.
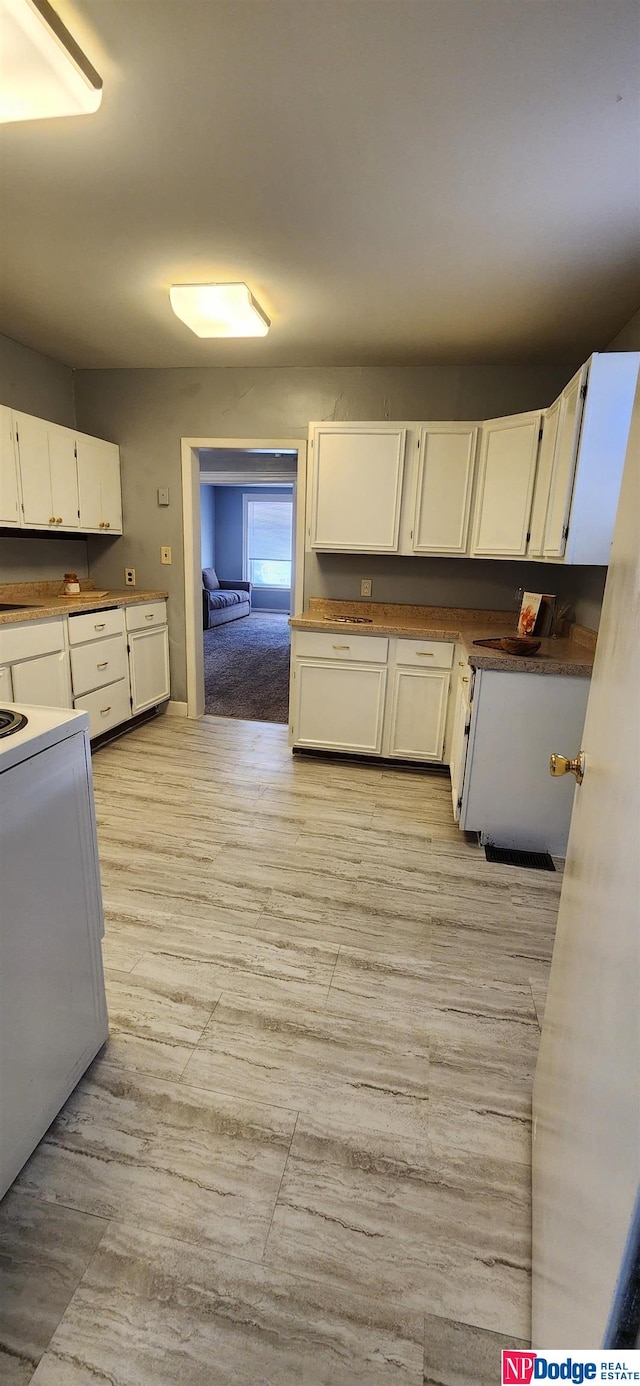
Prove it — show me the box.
[290,610,594,677]
[0,590,169,626]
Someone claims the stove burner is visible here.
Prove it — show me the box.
[0,709,28,738]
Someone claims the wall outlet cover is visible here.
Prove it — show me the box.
[360,578,373,597]
[124,568,136,586]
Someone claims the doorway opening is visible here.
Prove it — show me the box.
[182,438,305,723]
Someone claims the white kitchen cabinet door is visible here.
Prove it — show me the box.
[129,625,170,713]
[292,660,387,753]
[309,425,406,551]
[411,424,479,554]
[0,665,13,700]
[471,411,542,557]
[11,651,72,709]
[528,396,561,557]
[14,411,54,527]
[386,668,449,761]
[543,364,588,558]
[48,425,80,529]
[76,434,122,533]
[449,670,472,818]
[0,406,21,527]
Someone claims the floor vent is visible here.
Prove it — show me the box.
[485,845,556,871]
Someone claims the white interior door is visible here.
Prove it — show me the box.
[532,380,640,1346]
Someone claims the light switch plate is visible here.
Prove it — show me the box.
[157,487,170,506]
[160,546,172,565]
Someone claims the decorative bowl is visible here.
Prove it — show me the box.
[500,636,541,656]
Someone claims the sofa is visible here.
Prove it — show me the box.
[202,568,252,629]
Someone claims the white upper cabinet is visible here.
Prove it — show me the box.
[550,352,639,566]
[542,363,588,558]
[14,413,79,530]
[4,408,122,537]
[76,433,123,533]
[309,424,406,551]
[408,423,480,555]
[0,405,21,526]
[471,410,543,557]
[528,396,561,558]
[48,425,81,528]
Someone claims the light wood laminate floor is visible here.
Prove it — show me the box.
[0,714,560,1385]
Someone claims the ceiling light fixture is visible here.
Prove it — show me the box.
[169,283,271,338]
[0,0,102,123]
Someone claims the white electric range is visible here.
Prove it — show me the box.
[0,703,108,1198]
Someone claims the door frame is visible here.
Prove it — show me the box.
[180,436,307,719]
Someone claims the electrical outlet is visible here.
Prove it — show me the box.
[360,578,373,597]
[160,546,172,565]
[124,567,136,586]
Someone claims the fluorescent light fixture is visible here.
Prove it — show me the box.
[0,0,102,123]
[169,283,271,338]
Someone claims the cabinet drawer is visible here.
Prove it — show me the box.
[74,678,131,738]
[394,638,454,669]
[125,601,167,632]
[0,618,65,665]
[68,606,125,645]
[70,634,128,696]
[294,630,388,663]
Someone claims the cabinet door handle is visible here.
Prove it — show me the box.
[56,517,63,524]
[49,515,56,524]
[97,661,109,669]
[105,521,110,529]
[332,643,350,650]
[94,622,106,630]
[416,651,434,656]
[99,521,105,528]
[100,705,111,715]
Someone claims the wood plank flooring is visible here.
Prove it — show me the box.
[0,713,560,1384]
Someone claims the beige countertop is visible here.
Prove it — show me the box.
[290,600,596,677]
[0,581,168,626]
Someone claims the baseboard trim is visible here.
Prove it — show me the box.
[165,700,188,717]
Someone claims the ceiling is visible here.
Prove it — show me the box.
[0,0,639,369]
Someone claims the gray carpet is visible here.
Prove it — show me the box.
[203,611,291,723]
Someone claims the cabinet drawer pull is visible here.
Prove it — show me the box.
[100,705,111,715]
[145,613,154,621]
[416,651,434,657]
[97,661,109,669]
[332,643,350,650]
[94,622,106,630]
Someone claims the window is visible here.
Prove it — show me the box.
[243,495,293,588]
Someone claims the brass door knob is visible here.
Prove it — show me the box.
[550,751,585,785]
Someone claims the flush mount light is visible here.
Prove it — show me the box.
[169,283,271,338]
[0,0,103,123]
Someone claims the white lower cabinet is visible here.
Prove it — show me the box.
[448,666,473,820]
[11,650,72,708]
[128,625,170,714]
[75,678,132,739]
[291,630,452,761]
[293,660,387,754]
[387,668,449,760]
[0,665,12,699]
